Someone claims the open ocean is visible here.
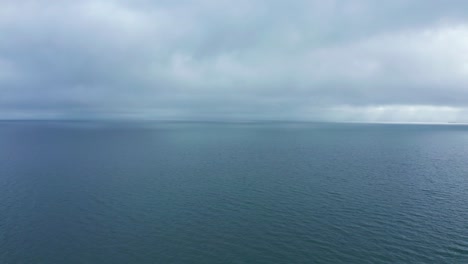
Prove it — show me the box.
[1,121,467,263]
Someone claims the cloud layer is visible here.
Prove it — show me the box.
[1,0,468,122]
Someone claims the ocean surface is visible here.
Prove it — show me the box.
[1,121,468,263]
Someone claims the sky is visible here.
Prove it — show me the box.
[1,0,468,122]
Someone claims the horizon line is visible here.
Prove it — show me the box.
[0,119,467,126]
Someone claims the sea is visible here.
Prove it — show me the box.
[1,121,467,263]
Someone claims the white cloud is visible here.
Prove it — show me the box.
[1,0,468,121]
[316,105,466,123]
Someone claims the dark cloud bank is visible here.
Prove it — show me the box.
[1,0,468,122]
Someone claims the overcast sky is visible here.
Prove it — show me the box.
[1,0,468,122]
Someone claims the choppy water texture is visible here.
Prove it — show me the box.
[1,121,468,263]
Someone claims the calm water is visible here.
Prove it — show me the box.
[1,121,468,263]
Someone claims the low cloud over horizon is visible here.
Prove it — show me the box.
[1,0,468,122]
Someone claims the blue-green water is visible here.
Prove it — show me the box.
[1,121,468,263]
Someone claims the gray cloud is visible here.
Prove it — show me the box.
[1,0,468,122]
